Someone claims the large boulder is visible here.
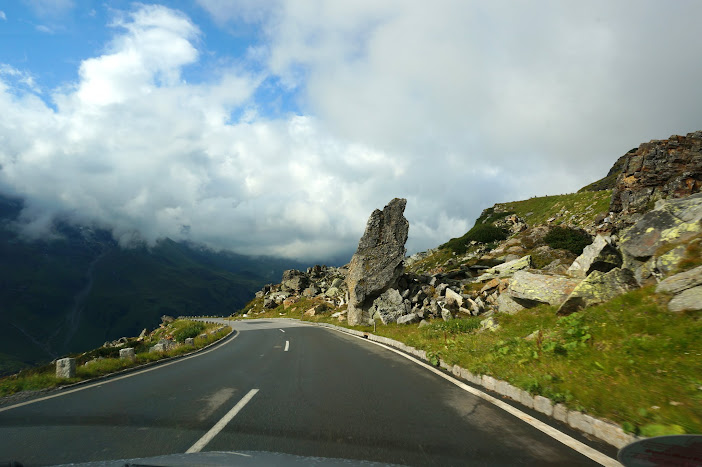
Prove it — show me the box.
[655,265,702,312]
[610,131,702,215]
[507,270,581,307]
[346,198,410,325]
[369,288,411,324]
[281,269,309,293]
[618,193,702,285]
[567,235,622,278]
[557,268,638,315]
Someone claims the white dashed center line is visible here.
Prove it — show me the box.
[284,340,290,352]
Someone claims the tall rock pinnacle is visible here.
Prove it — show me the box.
[346,198,409,326]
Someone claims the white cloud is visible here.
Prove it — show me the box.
[35,24,53,33]
[2,2,702,263]
[23,0,74,17]
[0,11,6,21]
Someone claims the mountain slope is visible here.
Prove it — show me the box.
[0,194,302,374]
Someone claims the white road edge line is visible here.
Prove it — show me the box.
[284,340,290,352]
[186,388,259,453]
[332,328,621,467]
[0,326,239,413]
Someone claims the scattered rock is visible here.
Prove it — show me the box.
[370,288,410,324]
[444,288,464,309]
[478,255,532,280]
[441,308,453,321]
[160,315,174,324]
[304,304,327,317]
[397,313,420,324]
[479,317,499,332]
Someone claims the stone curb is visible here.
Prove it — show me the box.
[308,320,639,450]
[1,324,236,406]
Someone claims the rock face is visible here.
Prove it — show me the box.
[610,131,702,215]
[557,268,638,315]
[346,198,410,325]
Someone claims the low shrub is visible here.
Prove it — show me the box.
[442,224,508,254]
[173,322,206,342]
[544,226,592,255]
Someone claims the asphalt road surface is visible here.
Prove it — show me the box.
[0,318,619,466]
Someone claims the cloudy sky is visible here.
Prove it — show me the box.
[1,1,701,262]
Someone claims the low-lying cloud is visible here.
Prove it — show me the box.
[1,2,701,262]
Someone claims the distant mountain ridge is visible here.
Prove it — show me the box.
[0,194,303,374]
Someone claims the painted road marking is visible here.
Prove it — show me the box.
[324,325,621,467]
[284,340,290,352]
[279,329,285,333]
[186,388,259,453]
[0,327,239,413]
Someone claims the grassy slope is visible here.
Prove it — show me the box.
[409,190,612,274]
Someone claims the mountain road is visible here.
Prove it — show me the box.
[0,318,619,466]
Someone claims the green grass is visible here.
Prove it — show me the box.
[405,249,456,274]
[0,320,231,398]
[497,191,612,228]
[304,287,702,436]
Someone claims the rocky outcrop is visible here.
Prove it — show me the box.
[557,268,638,315]
[610,131,702,215]
[618,193,702,285]
[346,198,410,325]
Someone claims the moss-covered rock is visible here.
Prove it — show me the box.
[557,268,638,315]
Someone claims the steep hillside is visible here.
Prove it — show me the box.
[0,194,301,374]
